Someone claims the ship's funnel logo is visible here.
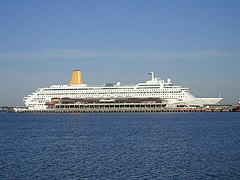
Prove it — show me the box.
[70,70,82,84]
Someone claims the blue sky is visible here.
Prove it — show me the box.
[0,0,240,106]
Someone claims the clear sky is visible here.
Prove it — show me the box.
[0,0,240,106]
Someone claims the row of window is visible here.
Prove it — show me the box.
[42,88,183,93]
[33,94,186,100]
[39,90,183,95]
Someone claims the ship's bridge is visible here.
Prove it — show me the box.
[136,72,165,88]
[136,80,164,88]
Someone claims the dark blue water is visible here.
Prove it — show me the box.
[0,112,240,179]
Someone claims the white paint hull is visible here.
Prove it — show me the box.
[24,72,223,110]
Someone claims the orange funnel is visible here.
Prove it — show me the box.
[70,70,82,84]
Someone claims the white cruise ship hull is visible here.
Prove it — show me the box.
[23,71,223,110]
[173,98,223,107]
[190,98,223,105]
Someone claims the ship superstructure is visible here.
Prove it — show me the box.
[23,70,222,110]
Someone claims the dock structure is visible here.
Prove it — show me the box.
[0,106,11,111]
[10,102,234,113]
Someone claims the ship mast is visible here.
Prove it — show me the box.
[148,72,155,81]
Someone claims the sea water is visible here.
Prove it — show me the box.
[0,112,240,179]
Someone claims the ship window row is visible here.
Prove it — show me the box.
[38,90,182,96]
[37,93,186,99]
[69,94,185,99]
[40,89,182,93]
[44,89,167,92]
[137,87,160,89]
[43,88,138,91]
[44,88,87,91]
[35,94,186,99]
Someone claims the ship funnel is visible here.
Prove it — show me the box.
[70,70,82,84]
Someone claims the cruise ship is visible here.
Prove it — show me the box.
[23,70,222,110]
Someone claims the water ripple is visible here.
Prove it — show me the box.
[0,113,240,179]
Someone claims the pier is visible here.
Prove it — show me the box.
[10,102,235,113]
[0,106,11,111]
